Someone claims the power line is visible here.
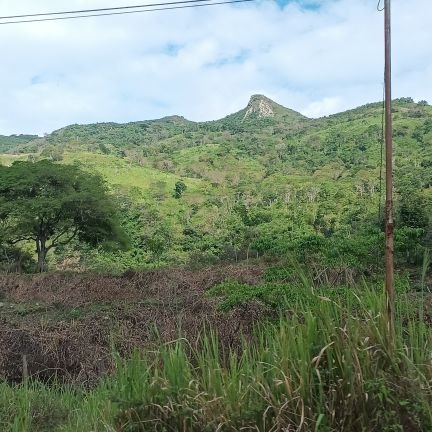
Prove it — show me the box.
[0,0,218,20]
[0,0,255,25]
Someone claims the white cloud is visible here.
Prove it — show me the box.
[0,0,431,134]
[302,96,343,118]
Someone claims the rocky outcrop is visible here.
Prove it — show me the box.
[243,95,275,119]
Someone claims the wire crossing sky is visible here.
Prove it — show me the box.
[0,0,256,25]
[0,0,225,18]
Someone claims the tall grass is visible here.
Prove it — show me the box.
[1,284,431,431]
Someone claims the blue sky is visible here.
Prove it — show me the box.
[0,0,431,135]
[276,0,321,9]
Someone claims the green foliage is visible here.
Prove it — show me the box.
[0,160,128,271]
[3,96,432,430]
[40,145,64,161]
[208,280,309,311]
[398,192,429,229]
[0,134,38,153]
[173,180,187,199]
[98,142,111,155]
[1,96,431,272]
[145,223,173,262]
[0,245,35,273]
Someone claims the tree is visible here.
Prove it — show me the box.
[0,160,128,272]
[174,180,187,199]
[41,145,64,161]
[145,224,172,264]
[398,192,429,230]
[99,143,111,155]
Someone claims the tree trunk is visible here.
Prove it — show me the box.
[36,238,47,273]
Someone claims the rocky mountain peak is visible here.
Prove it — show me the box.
[243,94,275,120]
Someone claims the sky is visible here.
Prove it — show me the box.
[0,0,431,135]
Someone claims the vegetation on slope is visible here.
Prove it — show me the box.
[0,135,38,153]
[0,95,431,276]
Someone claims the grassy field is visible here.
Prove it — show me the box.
[0,154,29,166]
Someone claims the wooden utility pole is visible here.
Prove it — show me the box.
[384,0,394,338]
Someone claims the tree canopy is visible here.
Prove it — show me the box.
[0,160,128,272]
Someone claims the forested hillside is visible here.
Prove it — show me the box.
[1,95,431,275]
[0,134,38,153]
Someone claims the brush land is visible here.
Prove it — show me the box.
[1,95,432,431]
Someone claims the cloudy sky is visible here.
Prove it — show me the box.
[0,0,431,135]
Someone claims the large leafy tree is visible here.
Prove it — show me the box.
[0,160,128,272]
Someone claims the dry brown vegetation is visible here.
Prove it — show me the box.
[0,265,266,385]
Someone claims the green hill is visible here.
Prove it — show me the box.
[0,134,38,153]
[1,95,431,273]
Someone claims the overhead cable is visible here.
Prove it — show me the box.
[0,0,219,20]
[0,0,255,25]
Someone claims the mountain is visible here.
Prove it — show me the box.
[2,95,431,188]
[4,95,308,155]
[218,94,307,124]
[1,95,431,272]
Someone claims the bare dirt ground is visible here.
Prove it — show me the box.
[0,265,267,385]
